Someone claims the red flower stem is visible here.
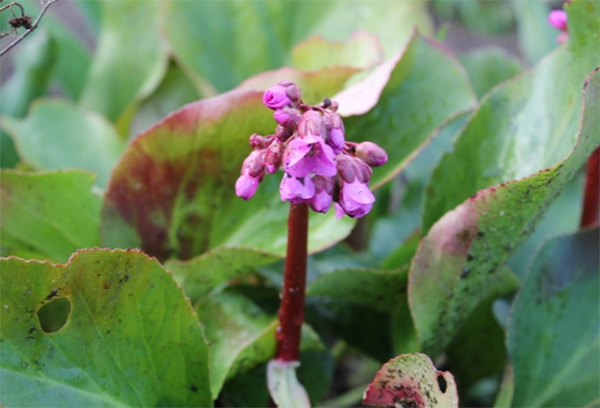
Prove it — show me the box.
[275,202,309,362]
[581,146,600,228]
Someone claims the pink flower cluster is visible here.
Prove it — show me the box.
[548,9,568,43]
[235,81,388,219]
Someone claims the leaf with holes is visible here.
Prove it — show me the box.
[0,249,211,407]
[410,0,600,356]
[363,353,458,407]
[508,227,599,407]
[101,89,355,262]
[0,170,101,263]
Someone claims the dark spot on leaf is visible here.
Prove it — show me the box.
[461,268,470,278]
[191,384,198,392]
[45,289,59,300]
[466,253,474,261]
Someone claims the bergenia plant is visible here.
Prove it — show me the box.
[235,80,387,404]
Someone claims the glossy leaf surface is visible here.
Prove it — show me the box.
[410,1,599,356]
[508,227,599,407]
[0,249,211,407]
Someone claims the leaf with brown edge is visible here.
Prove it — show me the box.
[236,66,361,105]
[101,89,355,262]
[410,0,600,358]
[0,248,211,407]
[363,353,458,408]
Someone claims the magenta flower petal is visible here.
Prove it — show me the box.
[235,170,260,200]
[280,174,315,203]
[338,179,375,218]
[548,10,567,31]
[309,189,333,213]
[334,203,345,219]
[328,128,345,154]
[285,136,337,178]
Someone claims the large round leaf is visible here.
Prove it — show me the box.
[410,0,599,356]
[0,249,211,407]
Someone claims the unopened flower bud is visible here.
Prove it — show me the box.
[298,110,324,139]
[324,113,345,154]
[548,10,567,31]
[243,149,266,178]
[278,80,301,103]
[249,134,268,149]
[336,154,355,183]
[275,125,294,142]
[273,107,302,129]
[355,158,373,184]
[265,141,284,174]
[329,100,339,112]
[356,141,388,167]
[263,83,293,110]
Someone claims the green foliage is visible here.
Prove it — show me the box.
[0,249,211,407]
[0,0,598,405]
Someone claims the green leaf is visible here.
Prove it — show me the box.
[166,247,280,304]
[196,292,277,400]
[101,89,355,262]
[513,0,558,65]
[0,249,211,407]
[80,1,168,123]
[0,170,101,263]
[411,0,599,356]
[459,48,523,99]
[3,100,125,188]
[236,66,361,106]
[508,227,599,407]
[338,33,477,189]
[362,353,458,407]
[44,21,92,101]
[445,268,519,397]
[130,61,202,138]
[291,31,384,71]
[165,0,432,93]
[0,29,57,168]
[307,267,407,314]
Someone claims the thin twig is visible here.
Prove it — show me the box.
[0,0,59,58]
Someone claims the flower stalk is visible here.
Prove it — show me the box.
[275,202,309,362]
[581,146,599,228]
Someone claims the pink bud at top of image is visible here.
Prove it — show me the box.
[263,83,293,110]
[548,10,567,31]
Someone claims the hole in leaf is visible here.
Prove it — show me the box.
[437,373,447,393]
[37,297,70,333]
